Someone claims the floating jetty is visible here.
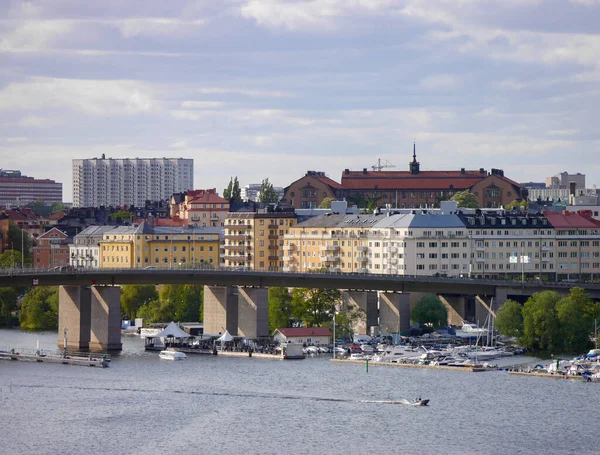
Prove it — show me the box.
[0,348,110,368]
[332,359,489,372]
[508,371,585,381]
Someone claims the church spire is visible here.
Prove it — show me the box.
[409,140,420,174]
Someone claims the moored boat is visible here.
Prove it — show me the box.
[159,350,186,360]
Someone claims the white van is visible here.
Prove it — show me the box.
[352,334,372,344]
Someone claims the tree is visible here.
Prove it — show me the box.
[7,223,33,261]
[19,286,59,330]
[410,295,448,327]
[268,287,293,332]
[318,197,335,209]
[505,199,525,211]
[223,177,233,200]
[556,287,596,353]
[291,287,342,328]
[258,178,279,203]
[120,284,158,320]
[450,190,479,209]
[494,300,524,339]
[0,287,18,325]
[109,210,132,221]
[223,177,243,203]
[26,199,52,216]
[232,177,242,203]
[522,290,562,352]
[158,284,204,322]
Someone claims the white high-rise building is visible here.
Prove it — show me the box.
[72,155,193,207]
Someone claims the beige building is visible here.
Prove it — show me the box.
[99,222,221,268]
[170,189,229,227]
[222,207,297,271]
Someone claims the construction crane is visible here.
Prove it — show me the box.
[372,159,396,171]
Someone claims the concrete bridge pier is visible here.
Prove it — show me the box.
[437,295,466,326]
[204,285,239,335]
[89,286,122,351]
[342,291,378,335]
[378,292,411,336]
[238,287,269,339]
[474,295,496,328]
[58,286,91,350]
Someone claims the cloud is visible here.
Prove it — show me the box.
[419,74,459,91]
[15,115,63,128]
[0,20,73,52]
[181,101,225,109]
[0,77,157,116]
[197,87,291,98]
[547,129,579,136]
[113,17,207,38]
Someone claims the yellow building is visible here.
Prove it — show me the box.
[284,214,380,273]
[222,207,297,271]
[99,222,221,268]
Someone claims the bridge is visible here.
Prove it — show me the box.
[3,268,599,351]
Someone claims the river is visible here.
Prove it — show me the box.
[0,329,596,455]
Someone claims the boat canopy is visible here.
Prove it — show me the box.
[152,322,193,340]
[217,331,234,342]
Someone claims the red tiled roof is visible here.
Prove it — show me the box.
[341,177,485,190]
[154,218,185,226]
[188,193,229,204]
[315,176,343,189]
[544,212,600,229]
[276,327,332,337]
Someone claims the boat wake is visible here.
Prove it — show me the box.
[13,383,428,406]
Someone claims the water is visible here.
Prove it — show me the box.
[0,329,597,455]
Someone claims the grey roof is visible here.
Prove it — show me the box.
[371,214,414,229]
[408,214,467,229]
[151,226,222,235]
[295,213,388,229]
[75,225,118,237]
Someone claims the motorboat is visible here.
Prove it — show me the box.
[411,397,430,406]
[583,371,600,382]
[349,353,370,361]
[159,350,186,360]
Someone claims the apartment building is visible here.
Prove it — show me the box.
[170,189,229,227]
[70,226,116,268]
[283,209,600,281]
[72,155,193,208]
[222,206,297,271]
[99,222,220,268]
[33,227,70,268]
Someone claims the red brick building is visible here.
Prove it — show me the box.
[33,227,70,269]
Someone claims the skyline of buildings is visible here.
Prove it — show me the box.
[3,152,600,211]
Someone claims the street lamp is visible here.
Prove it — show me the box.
[332,304,340,359]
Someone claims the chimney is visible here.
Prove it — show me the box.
[362,168,368,175]
[148,214,155,228]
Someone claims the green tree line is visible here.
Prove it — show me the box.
[495,287,600,353]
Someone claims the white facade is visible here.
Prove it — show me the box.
[241,183,284,202]
[72,156,193,207]
[70,226,117,268]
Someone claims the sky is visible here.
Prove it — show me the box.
[1,0,599,203]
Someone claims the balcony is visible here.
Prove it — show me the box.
[225,245,246,251]
[542,246,553,251]
[227,224,252,230]
[268,244,279,250]
[283,244,296,251]
[325,255,340,262]
[358,268,368,274]
[386,247,397,254]
[356,246,368,252]
[475,246,485,251]
[268,234,279,240]
[283,266,297,272]
[329,267,341,273]
[221,255,247,262]
[542,257,551,262]
[224,234,248,241]
[268,255,279,261]
[389,257,398,264]
[475,257,485,262]
[319,244,340,251]
[268,223,278,229]
[283,255,296,262]
[357,256,368,263]
[210,214,220,220]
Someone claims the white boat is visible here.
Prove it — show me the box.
[583,371,600,382]
[159,350,186,360]
[140,328,162,338]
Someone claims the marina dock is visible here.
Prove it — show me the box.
[508,371,585,380]
[332,359,489,372]
[0,348,110,368]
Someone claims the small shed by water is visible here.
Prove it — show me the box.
[273,327,332,346]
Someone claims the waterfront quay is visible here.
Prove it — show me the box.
[332,358,489,372]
